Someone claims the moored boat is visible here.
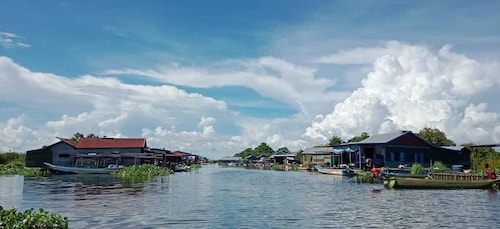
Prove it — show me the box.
[384,176,499,189]
[381,171,430,179]
[43,162,123,175]
[314,165,355,177]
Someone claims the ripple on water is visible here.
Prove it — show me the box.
[1,165,499,228]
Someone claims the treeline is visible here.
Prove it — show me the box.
[233,143,291,158]
[231,127,500,171]
[0,152,25,165]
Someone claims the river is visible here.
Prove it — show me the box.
[1,164,499,228]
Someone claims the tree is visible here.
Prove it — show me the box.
[253,143,275,157]
[417,128,455,146]
[70,132,99,142]
[328,136,344,146]
[347,132,370,143]
[70,132,84,142]
[234,148,253,158]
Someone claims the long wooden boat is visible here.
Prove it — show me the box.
[44,162,123,175]
[381,171,430,179]
[384,177,499,189]
[314,165,355,177]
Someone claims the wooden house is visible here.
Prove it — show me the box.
[26,137,151,167]
[300,147,333,166]
[340,130,471,169]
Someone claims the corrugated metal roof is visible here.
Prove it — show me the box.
[356,131,409,144]
[302,147,333,155]
[74,138,147,149]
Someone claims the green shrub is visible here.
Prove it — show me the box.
[271,164,283,171]
[0,152,25,165]
[0,205,68,229]
[411,163,425,175]
[432,161,448,171]
[0,164,46,177]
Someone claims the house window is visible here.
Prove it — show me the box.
[414,153,418,162]
[419,153,424,163]
[390,152,395,161]
[399,152,405,162]
[59,154,70,158]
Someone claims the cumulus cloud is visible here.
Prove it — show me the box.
[0,57,236,157]
[304,42,500,145]
[0,31,30,48]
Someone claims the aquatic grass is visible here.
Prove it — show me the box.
[0,164,47,177]
[189,164,202,170]
[114,164,173,177]
[0,205,68,229]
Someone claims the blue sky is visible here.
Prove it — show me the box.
[1,0,499,159]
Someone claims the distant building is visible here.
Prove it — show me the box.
[301,131,471,169]
[26,137,152,167]
[339,130,471,168]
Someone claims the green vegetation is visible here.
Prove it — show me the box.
[188,164,202,171]
[0,152,26,165]
[0,206,68,229]
[70,132,99,142]
[0,164,46,177]
[411,163,425,175]
[234,142,276,158]
[431,161,448,171]
[114,164,173,177]
[467,146,500,172]
[328,136,344,146]
[418,127,455,146]
[0,152,47,177]
[347,132,370,143]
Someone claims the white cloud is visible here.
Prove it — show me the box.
[102,56,344,115]
[1,41,499,159]
[304,43,500,145]
[0,31,30,48]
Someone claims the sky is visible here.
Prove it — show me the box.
[1,0,499,159]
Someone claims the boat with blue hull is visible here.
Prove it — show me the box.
[43,162,123,175]
[314,165,355,177]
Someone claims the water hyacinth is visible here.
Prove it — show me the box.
[0,205,68,229]
[114,164,173,177]
[0,164,47,177]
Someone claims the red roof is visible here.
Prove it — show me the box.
[68,138,147,149]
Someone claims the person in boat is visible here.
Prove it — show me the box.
[365,158,373,171]
[371,167,381,178]
[485,163,496,180]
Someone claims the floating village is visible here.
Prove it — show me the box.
[15,129,500,190]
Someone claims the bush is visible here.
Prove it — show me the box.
[0,164,46,177]
[432,161,448,171]
[0,205,68,229]
[411,163,425,175]
[0,152,25,165]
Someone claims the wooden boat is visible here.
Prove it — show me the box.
[44,162,123,175]
[314,165,355,177]
[384,176,500,189]
[381,171,429,179]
